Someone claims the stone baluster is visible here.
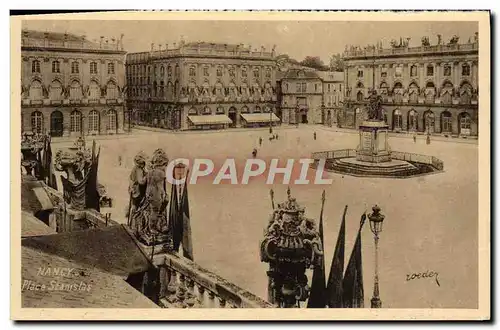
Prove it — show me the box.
[167,269,178,295]
[185,279,196,307]
[218,297,227,309]
[197,285,206,307]
[175,274,187,308]
[207,291,216,308]
[159,266,168,298]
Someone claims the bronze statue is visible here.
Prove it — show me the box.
[367,89,384,121]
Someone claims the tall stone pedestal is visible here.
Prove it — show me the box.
[356,121,391,163]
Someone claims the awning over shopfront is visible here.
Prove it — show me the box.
[187,115,233,125]
[240,113,281,123]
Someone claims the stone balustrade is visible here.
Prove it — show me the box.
[152,253,275,308]
[22,37,124,52]
[344,42,478,59]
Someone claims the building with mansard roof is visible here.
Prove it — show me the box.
[21,30,128,137]
[126,40,279,130]
[341,34,479,136]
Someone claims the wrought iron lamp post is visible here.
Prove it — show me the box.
[269,106,273,134]
[368,205,385,308]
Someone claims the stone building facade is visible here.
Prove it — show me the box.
[126,41,278,130]
[341,35,479,136]
[277,69,344,126]
[316,71,344,127]
[21,30,127,137]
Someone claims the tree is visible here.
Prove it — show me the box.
[329,53,344,72]
[299,56,329,71]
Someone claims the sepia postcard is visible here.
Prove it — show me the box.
[10,10,490,321]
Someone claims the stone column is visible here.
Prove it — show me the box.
[117,107,125,134]
[62,110,71,137]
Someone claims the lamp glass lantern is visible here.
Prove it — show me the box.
[368,205,385,235]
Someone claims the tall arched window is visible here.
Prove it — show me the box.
[393,109,402,130]
[441,111,452,133]
[52,61,60,73]
[459,112,471,135]
[425,81,436,103]
[167,66,172,79]
[69,80,82,100]
[460,82,472,104]
[49,80,63,100]
[31,111,43,134]
[32,60,40,73]
[160,81,165,97]
[107,109,117,132]
[70,110,82,133]
[423,110,435,133]
[356,91,364,101]
[408,82,419,103]
[71,61,79,74]
[203,106,211,115]
[408,109,418,131]
[160,66,165,76]
[106,81,118,99]
[88,110,100,133]
[89,80,100,100]
[173,81,179,98]
[379,82,389,94]
[175,65,180,77]
[393,82,404,104]
[29,80,43,100]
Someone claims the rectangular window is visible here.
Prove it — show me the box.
[327,84,331,92]
[108,63,115,74]
[426,65,434,76]
[90,62,98,74]
[203,67,209,76]
[357,70,364,78]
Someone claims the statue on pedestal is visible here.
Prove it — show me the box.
[367,89,384,121]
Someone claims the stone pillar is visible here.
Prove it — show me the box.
[62,110,70,137]
[117,107,125,134]
[236,107,241,128]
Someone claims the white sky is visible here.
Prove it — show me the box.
[22,20,478,64]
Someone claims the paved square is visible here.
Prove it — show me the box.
[53,126,478,308]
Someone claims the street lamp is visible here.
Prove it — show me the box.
[368,205,385,308]
[269,106,273,134]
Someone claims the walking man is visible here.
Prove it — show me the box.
[259,137,263,147]
[313,132,317,141]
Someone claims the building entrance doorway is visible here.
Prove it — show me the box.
[228,107,237,128]
[50,110,64,137]
[301,114,308,124]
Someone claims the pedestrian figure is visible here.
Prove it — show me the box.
[426,134,431,145]
[313,132,317,141]
[118,155,122,166]
[413,133,417,143]
[259,137,263,146]
[252,148,257,158]
[276,134,279,140]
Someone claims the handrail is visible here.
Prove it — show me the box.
[153,252,275,308]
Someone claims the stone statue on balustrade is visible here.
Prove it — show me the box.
[366,89,384,121]
[129,148,170,245]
